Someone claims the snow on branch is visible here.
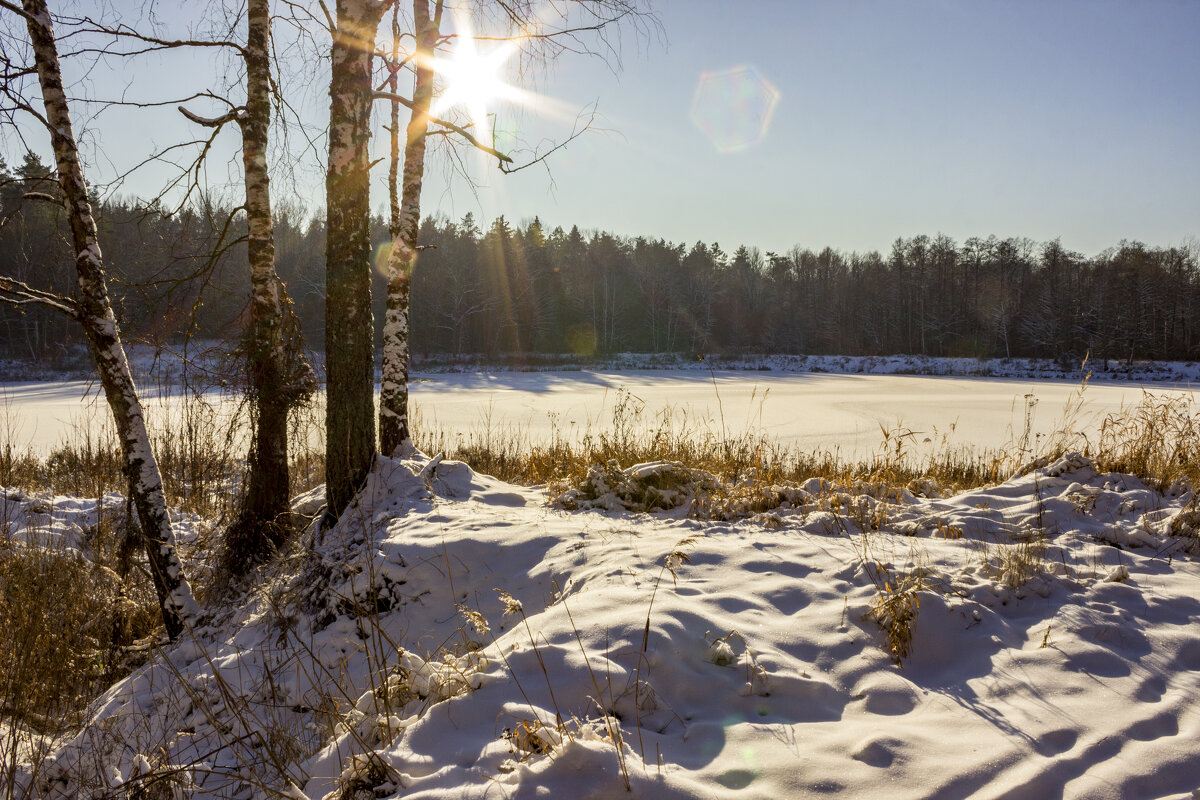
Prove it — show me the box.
[0,275,79,318]
[21,190,62,206]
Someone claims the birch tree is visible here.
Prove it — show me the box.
[374,0,653,456]
[377,0,439,455]
[0,0,200,640]
[218,0,316,571]
[67,1,316,572]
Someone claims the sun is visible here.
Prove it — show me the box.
[432,14,522,134]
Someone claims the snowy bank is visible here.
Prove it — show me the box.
[6,345,1200,386]
[13,452,1200,799]
[413,353,1200,386]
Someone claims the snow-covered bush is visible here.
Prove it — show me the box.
[553,460,720,513]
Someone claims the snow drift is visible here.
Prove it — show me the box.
[15,450,1200,799]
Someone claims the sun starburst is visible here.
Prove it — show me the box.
[431,12,523,136]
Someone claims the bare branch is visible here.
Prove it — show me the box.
[276,0,332,33]
[0,93,54,136]
[0,65,37,80]
[0,0,37,25]
[0,275,79,319]
[0,204,23,233]
[373,90,513,164]
[65,16,246,57]
[178,104,242,128]
[456,9,634,44]
[70,90,237,113]
[317,0,336,33]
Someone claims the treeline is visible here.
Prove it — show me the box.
[4,153,1199,364]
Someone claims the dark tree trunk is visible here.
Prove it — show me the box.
[325,0,385,518]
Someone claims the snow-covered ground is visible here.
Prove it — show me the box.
[10,450,1200,798]
[2,370,1193,459]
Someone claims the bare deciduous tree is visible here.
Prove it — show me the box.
[220,0,316,572]
[0,0,200,639]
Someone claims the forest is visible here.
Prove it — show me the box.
[3,152,1197,367]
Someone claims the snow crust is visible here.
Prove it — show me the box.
[4,368,1193,457]
[0,487,204,554]
[23,451,1200,799]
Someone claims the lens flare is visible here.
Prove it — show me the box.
[690,65,780,153]
[432,15,521,135]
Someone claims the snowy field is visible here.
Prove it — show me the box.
[410,370,1195,457]
[7,449,1200,798]
[4,368,1200,798]
[1,370,1195,458]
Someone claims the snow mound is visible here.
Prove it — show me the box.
[552,459,719,512]
[552,460,814,521]
[0,486,206,554]
[25,452,1200,799]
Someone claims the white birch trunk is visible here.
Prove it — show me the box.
[227,0,315,570]
[379,0,439,456]
[20,0,200,639]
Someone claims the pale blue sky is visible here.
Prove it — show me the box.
[11,0,1199,256]
[461,0,1200,255]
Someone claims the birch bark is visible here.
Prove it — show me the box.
[226,0,315,569]
[19,0,200,639]
[325,0,385,518]
[379,0,440,456]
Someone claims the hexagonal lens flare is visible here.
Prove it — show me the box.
[690,65,780,153]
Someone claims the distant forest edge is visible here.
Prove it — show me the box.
[4,153,1199,366]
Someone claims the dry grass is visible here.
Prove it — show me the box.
[0,525,161,792]
[864,568,925,667]
[1090,392,1200,491]
[497,385,1200,520]
[0,389,328,788]
[0,390,326,520]
[8,381,1192,528]
[417,389,1020,512]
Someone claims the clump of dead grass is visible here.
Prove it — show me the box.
[0,526,161,789]
[1089,392,1200,491]
[863,565,926,667]
[553,460,720,513]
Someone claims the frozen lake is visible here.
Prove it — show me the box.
[1,370,1193,459]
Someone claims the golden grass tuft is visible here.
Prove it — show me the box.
[1090,392,1200,491]
[864,568,925,667]
[0,528,161,790]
